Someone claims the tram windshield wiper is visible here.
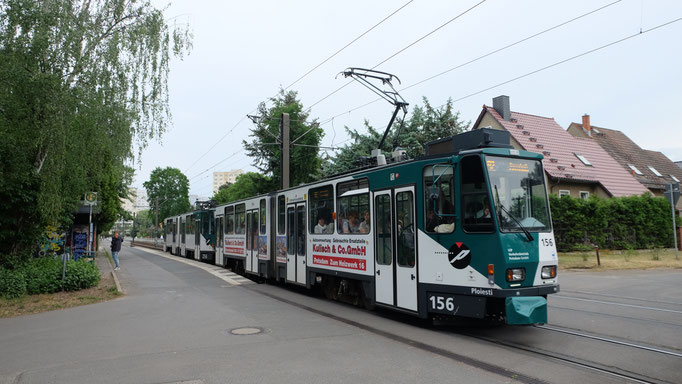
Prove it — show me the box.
[494,185,534,242]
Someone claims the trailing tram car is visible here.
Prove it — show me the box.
[164,208,216,262]
[215,195,274,276]
[164,214,179,253]
[166,128,559,324]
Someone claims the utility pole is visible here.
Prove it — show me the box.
[281,112,290,190]
[665,183,680,260]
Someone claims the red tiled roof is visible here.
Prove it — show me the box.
[480,106,649,197]
[569,124,682,191]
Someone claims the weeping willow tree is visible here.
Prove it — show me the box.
[0,0,192,258]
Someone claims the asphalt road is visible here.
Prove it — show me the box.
[1,243,680,384]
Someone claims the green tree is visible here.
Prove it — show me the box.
[322,97,468,177]
[243,89,323,187]
[0,0,191,258]
[143,167,192,225]
[212,173,275,204]
[132,209,155,238]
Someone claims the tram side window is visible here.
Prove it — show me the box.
[396,191,415,267]
[186,215,193,234]
[309,185,334,234]
[461,156,494,233]
[201,212,211,235]
[277,196,285,235]
[423,165,455,233]
[225,206,234,234]
[218,217,223,247]
[375,194,392,265]
[287,207,295,255]
[336,179,370,234]
[260,199,267,234]
[235,204,246,234]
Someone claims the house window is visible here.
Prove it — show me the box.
[671,175,680,183]
[574,153,592,166]
[559,190,570,197]
[579,191,590,200]
[628,164,643,175]
[648,166,663,177]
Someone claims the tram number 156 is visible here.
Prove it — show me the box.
[428,294,459,315]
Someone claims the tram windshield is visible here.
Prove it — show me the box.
[485,156,551,232]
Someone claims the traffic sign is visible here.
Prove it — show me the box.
[664,183,679,206]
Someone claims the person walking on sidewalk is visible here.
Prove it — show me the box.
[111,231,123,270]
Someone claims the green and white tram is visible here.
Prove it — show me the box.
[178,129,559,324]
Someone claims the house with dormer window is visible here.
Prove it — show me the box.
[567,115,682,209]
[472,96,649,199]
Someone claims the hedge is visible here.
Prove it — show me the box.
[0,257,100,299]
[550,193,678,251]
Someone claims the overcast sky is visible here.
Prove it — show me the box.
[136,0,682,198]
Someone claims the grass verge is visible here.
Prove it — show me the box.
[559,248,682,270]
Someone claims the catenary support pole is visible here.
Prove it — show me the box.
[281,113,290,190]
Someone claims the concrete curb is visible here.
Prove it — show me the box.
[100,241,123,294]
[111,270,123,293]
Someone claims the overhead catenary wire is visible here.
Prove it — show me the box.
[281,0,414,93]
[313,0,625,131]
[317,15,682,152]
[182,2,413,179]
[188,148,245,181]
[183,115,249,174]
[439,16,682,108]
[296,0,489,142]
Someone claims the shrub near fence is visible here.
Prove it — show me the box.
[550,193,676,251]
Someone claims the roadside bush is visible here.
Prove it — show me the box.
[550,193,673,251]
[0,269,27,299]
[62,259,100,291]
[22,257,62,294]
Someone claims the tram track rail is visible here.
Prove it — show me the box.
[135,243,678,383]
[549,304,682,330]
[459,330,663,384]
[254,283,671,384]
[552,295,682,315]
[559,290,682,307]
[534,324,682,358]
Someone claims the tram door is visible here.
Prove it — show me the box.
[373,186,418,311]
[245,209,259,273]
[215,216,224,266]
[286,203,307,285]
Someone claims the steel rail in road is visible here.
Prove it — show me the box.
[559,290,682,307]
[462,331,661,384]
[552,296,682,315]
[248,287,547,384]
[535,324,682,358]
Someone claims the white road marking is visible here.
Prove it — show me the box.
[139,248,253,286]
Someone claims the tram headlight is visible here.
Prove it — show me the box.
[505,268,525,282]
[541,265,557,279]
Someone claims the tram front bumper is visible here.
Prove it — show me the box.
[505,296,547,325]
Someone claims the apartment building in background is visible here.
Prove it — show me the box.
[213,170,244,194]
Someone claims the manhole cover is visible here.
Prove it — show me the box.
[229,327,263,335]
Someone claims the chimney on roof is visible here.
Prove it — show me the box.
[493,95,511,121]
[582,114,591,136]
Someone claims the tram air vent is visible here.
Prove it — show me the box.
[425,128,512,156]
